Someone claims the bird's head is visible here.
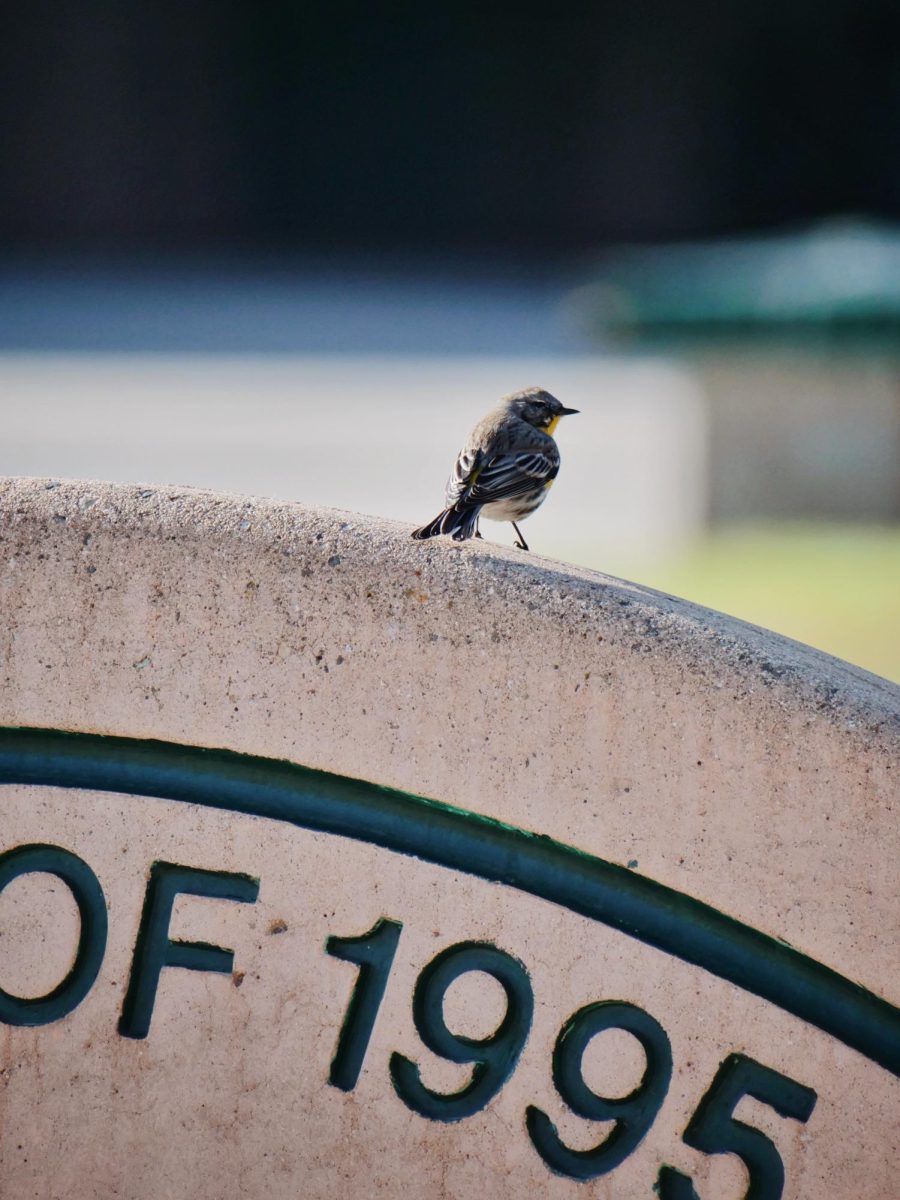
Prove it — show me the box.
[505,387,579,435]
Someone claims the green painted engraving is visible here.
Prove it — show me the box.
[656,1053,817,1200]
[118,860,259,1039]
[324,916,816,1188]
[390,941,533,1122]
[0,843,107,1026]
[327,917,403,1091]
[656,1166,702,1199]
[526,1000,672,1179]
[0,727,897,1077]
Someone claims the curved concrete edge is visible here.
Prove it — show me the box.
[2,475,897,751]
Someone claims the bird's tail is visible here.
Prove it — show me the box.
[412,506,480,541]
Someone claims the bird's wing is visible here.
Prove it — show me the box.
[444,444,485,507]
[446,445,559,509]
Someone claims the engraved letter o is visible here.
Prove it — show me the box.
[0,843,108,1026]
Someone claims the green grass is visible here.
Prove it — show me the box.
[615,524,900,684]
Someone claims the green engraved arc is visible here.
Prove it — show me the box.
[1,727,898,1078]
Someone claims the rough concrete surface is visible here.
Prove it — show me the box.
[0,476,897,1199]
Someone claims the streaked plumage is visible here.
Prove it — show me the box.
[412,387,578,550]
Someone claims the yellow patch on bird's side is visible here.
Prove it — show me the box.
[543,479,554,490]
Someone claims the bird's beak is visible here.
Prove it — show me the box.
[559,406,580,416]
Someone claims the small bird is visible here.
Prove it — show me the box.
[412,387,578,551]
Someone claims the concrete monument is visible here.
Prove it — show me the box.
[0,478,896,1199]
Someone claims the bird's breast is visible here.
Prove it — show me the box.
[480,492,550,522]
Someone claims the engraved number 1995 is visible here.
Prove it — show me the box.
[327,918,817,1199]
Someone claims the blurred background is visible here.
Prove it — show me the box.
[1,3,898,680]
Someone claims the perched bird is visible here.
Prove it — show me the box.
[412,387,578,551]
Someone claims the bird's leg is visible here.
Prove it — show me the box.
[511,522,529,551]
[474,516,483,539]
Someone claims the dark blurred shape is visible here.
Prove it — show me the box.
[1,3,899,254]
